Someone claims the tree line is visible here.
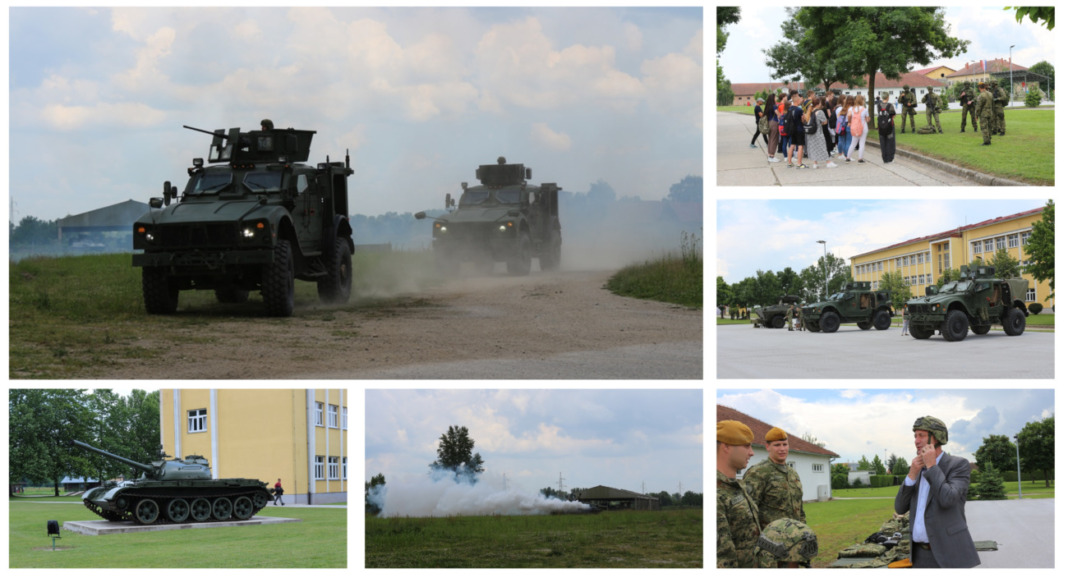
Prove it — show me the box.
[9,389,161,496]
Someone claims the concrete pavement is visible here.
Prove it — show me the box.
[716,111,1012,186]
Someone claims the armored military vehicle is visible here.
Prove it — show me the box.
[73,440,273,525]
[801,282,894,333]
[905,265,1029,341]
[415,157,561,275]
[752,295,803,328]
[132,122,354,316]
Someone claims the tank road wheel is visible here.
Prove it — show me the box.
[166,498,190,523]
[232,496,255,520]
[804,320,821,332]
[252,491,269,510]
[909,324,934,340]
[190,498,212,522]
[970,325,992,335]
[262,239,295,317]
[857,321,872,330]
[507,233,532,276]
[769,315,785,329]
[142,267,179,314]
[1002,307,1026,336]
[873,310,892,330]
[212,497,234,520]
[317,237,353,304]
[134,498,160,525]
[215,286,250,304]
[941,310,970,342]
[819,311,841,333]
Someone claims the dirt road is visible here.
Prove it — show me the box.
[103,270,702,379]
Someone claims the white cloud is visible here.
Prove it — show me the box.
[531,122,572,151]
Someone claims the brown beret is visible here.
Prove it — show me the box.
[765,427,788,442]
[717,420,754,445]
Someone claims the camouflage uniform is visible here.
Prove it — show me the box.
[899,86,917,133]
[744,459,807,529]
[976,84,994,145]
[717,469,764,568]
[922,88,942,133]
[959,84,978,132]
[992,83,1007,135]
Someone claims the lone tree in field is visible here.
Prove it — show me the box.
[430,425,485,482]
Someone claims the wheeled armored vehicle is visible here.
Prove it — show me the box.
[752,295,803,328]
[801,282,894,333]
[905,265,1029,341]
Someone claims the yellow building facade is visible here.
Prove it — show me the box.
[850,207,1052,307]
[160,389,347,504]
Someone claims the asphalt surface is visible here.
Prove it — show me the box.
[716,323,1054,379]
[716,110,994,186]
[968,498,1054,568]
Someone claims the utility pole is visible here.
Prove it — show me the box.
[558,472,567,494]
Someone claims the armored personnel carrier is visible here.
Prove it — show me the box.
[801,282,894,333]
[73,440,272,525]
[905,265,1029,341]
[415,157,561,275]
[752,295,803,328]
[132,122,355,316]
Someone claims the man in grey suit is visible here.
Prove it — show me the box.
[894,416,980,568]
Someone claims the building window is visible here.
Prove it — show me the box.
[188,409,207,433]
[996,236,1006,250]
[328,404,339,428]
[315,402,324,427]
[984,239,994,252]
[878,261,883,271]
[1008,234,1019,248]
[972,241,982,255]
[315,456,325,480]
[927,274,933,284]
[812,463,824,473]
[910,255,917,266]
[342,407,348,430]
[328,457,340,480]
[1021,231,1031,245]
[342,457,348,480]
[1026,288,1036,301]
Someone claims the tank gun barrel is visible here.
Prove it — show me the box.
[182,125,231,139]
[73,440,156,474]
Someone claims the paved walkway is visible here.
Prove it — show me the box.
[717,111,983,186]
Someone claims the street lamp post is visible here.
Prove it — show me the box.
[1009,44,1016,107]
[817,240,828,299]
[1014,434,1023,498]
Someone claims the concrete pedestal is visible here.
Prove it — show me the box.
[63,516,300,536]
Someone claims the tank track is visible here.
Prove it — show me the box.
[86,486,271,525]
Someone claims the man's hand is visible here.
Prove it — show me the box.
[920,443,937,469]
[909,455,924,480]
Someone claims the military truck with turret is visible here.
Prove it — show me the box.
[801,281,894,333]
[905,265,1029,341]
[415,157,561,275]
[752,295,803,328]
[132,122,354,317]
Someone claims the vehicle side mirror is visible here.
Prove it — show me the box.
[163,181,172,206]
[149,198,164,209]
[414,211,426,220]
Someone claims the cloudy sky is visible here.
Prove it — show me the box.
[716,199,1048,283]
[717,389,1054,464]
[719,5,1055,85]
[7,6,702,223]
[365,389,703,496]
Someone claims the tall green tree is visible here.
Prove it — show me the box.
[1017,416,1054,487]
[430,425,485,481]
[1009,7,1055,30]
[1024,200,1054,300]
[9,389,94,496]
[801,254,853,302]
[973,463,1008,500]
[1028,61,1055,92]
[985,248,1022,279]
[871,455,885,475]
[717,8,740,106]
[667,175,702,203]
[765,7,850,93]
[717,276,735,308]
[975,434,1017,473]
[857,455,872,472]
[878,270,912,310]
[366,473,386,514]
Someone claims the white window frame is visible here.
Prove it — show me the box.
[1008,234,1019,249]
[342,457,348,480]
[188,409,207,433]
[342,407,348,430]
[996,236,1006,250]
[328,456,340,480]
[984,238,994,252]
[315,402,324,427]
[1026,288,1036,301]
[812,463,824,473]
[328,404,339,429]
[315,456,325,480]
[1021,231,1031,245]
[972,241,982,255]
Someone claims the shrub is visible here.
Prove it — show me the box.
[832,473,849,490]
[851,477,864,488]
[1028,303,1044,315]
[1025,88,1043,107]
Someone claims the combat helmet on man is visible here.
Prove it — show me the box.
[912,415,948,445]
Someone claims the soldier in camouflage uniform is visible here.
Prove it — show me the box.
[976,82,994,146]
[898,85,917,133]
[992,82,1007,135]
[922,86,942,133]
[959,82,978,132]
[717,420,765,568]
[757,518,819,568]
[744,427,806,529]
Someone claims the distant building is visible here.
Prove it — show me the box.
[717,405,840,502]
[849,206,1053,307]
[160,389,347,505]
[946,58,1029,86]
[576,485,660,510]
[913,65,957,82]
[56,199,149,250]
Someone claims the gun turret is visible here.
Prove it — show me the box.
[73,440,212,481]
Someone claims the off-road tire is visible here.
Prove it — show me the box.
[317,237,353,304]
[1002,307,1026,336]
[215,286,250,304]
[819,311,840,333]
[770,315,785,329]
[804,320,821,332]
[941,310,970,342]
[262,239,295,317]
[909,323,934,339]
[873,310,892,330]
[857,321,872,330]
[143,267,179,314]
[970,324,992,335]
[507,232,532,276]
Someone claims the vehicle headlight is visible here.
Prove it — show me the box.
[134,224,155,247]
[498,221,515,233]
[434,222,447,234]
[241,220,269,243]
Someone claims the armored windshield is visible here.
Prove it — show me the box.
[459,190,491,206]
[190,171,232,195]
[495,189,521,204]
[243,171,283,193]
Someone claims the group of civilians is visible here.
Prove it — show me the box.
[749,89,879,169]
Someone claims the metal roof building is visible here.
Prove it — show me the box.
[576,485,660,511]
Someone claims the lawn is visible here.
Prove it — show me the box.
[8,497,346,568]
[366,509,702,568]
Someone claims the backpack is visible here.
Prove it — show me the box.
[758,113,769,136]
[804,109,819,134]
[850,106,865,137]
[782,106,797,136]
[777,104,788,136]
[836,109,847,135]
[877,103,894,136]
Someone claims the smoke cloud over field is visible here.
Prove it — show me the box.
[369,474,590,517]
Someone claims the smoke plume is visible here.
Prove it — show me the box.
[369,472,590,517]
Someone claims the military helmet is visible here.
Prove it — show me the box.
[903,84,910,90]
[758,518,819,562]
[260,119,274,130]
[913,416,948,445]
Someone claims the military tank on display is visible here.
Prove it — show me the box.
[751,295,803,328]
[73,440,273,525]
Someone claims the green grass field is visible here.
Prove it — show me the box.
[9,497,346,568]
[365,509,702,568]
[605,232,702,309]
[8,251,440,378]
